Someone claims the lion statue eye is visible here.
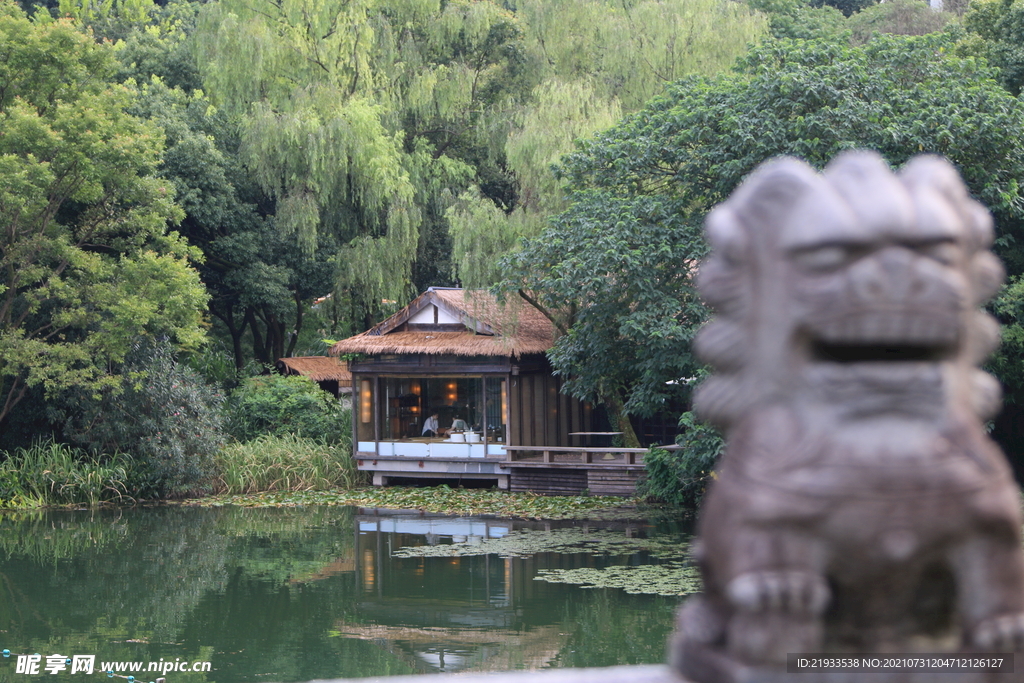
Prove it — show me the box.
[792,246,850,271]
[916,240,960,266]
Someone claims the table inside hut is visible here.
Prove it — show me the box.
[570,431,621,446]
[402,435,481,443]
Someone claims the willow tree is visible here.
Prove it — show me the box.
[449,0,768,288]
[194,0,528,311]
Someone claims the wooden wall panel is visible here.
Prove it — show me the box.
[546,377,559,447]
[587,470,645,496]
[532,376,545,447]
[509,372,601,448]
[510,468,587,495]
[510,376,523,447]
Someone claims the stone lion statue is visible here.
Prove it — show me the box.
[672,151,1024,683]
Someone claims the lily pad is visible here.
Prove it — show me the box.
[176,487,647,520]
[391,527,690,559]
[534,563,702,596]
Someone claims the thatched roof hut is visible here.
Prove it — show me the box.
[276,356,352,395]
[328,288,643,494]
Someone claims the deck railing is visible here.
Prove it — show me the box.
[502,445,647,465]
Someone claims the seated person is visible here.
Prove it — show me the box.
[422,412,441,437]
[450,417,468,432]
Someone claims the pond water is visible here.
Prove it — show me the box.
[0,505,693,682]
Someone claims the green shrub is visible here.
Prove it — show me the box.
[60,339,226,497]
[638,412,723,508]
[184,341,246,392]
[215,433,362,493]
[0,440,139,508]
[226,373,350,444]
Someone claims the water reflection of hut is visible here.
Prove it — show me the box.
[343,510,651,675]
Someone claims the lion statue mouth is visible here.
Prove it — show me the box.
[806,311,958,363]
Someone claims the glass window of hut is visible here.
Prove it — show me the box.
[356,377,375,443]
[380,377,485,439]
[485,378,507,443]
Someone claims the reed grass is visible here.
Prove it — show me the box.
[214,433,363,494]
[0,440,136,508]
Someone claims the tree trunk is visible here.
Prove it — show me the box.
[269,313,285,362]
[285,291,304,358]
[245,307,270,365]
[0,376,28,427]
[216,303,246,370]
[602,390,641,448]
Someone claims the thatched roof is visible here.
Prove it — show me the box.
[277,356,352,382]
[330,289,554,358]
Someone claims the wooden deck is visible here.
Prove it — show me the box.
[500,446,647,496]
[355,444,648,496]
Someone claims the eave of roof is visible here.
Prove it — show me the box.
[277,357,352,382]
[330,289,554,358]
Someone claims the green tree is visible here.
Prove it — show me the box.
[959,0,1024,95]
[0,2,207,426]
[58,339,225,496]
[504,33,1024,454]
[126,76,342,368]
[225,373,349,444]
[57,0,343,371]
[53,0,154,40]
[847,0,950,43]
[449,0,769,289]
[112,0,204,91]
[812,0,879,17]
[61,0,376,369]
[746,0,847,40]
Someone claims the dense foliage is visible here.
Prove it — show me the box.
[3,0,1019,508]
[960,0,1024,95]
[0,3,207,424]
[0,440,139,507]
[638,414,723,508]
[215,433,359,494]
[225,374,350,445]
[448,0,768,289]
[59,340,225,496]
[506,31,1024,479]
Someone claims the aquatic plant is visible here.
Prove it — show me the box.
[392,526,702,596]
[214,433,363,493]
[181,486,641,519]
[391,527,684,559]
[535,563,701,596]
[0,440,137,508]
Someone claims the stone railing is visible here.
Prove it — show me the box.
[297,664,684,683]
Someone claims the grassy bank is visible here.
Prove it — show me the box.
[0,438,644,519]
[0,435,363,509]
